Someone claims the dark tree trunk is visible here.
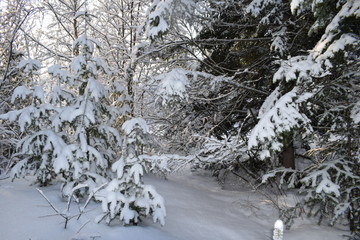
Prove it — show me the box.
[280,143,295,169]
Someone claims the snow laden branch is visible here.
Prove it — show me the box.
[248,0,360,159]
[261,151,360,228]
[248,87,313,159]
[140,0,198,40]
[154,68,268,107]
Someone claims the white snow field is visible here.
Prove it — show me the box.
[0,170,350,240]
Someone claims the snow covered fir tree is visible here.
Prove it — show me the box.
[0,0,359,238]
[0,34,124,191]
[95,118,166,226]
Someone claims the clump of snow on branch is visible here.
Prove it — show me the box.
[270,27,288,57]
[248,87,313,159]
[11,86,32,102]
[48,64,72,83]
[290,0,308,15]
[155,68,189,105]
[86,77,107,102]
[73,34,101,55]
[122,117,149,135]
[273,55,329,84]
[17,58,42,73]
[300,160,356,198]
[141,0,198,40]
[245,0,285,24]
[71,55,86,74]
[316,34,360,66]
[258,86,281,118]
[312,0,360,57]
[1,81,52,133]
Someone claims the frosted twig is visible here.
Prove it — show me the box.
[36,188,62,215]
[67,191,75,213]
[77,183,107,220]
[38,213,64,218]
[36,188,70,229]
[170,156,195,172]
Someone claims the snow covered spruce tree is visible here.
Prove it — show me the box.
[49,34,129,197]
[95,118,166,226]
[248,0,360,231]
[0,33,129,193]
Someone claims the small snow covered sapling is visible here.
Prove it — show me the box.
[273,219,284,240]
[49,34,128,198]
[95,118,166,226]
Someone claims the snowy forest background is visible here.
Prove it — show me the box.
[0,0,359,239]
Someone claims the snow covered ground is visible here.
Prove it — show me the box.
[0,170,350,240]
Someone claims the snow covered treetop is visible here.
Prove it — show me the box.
[122,118,149,135]
[248,87,313,159]
[73,34,101,55]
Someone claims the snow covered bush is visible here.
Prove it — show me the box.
[0,0,46,176]
[95,118,166,226]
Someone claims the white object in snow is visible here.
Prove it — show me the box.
[273,219,284,240]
